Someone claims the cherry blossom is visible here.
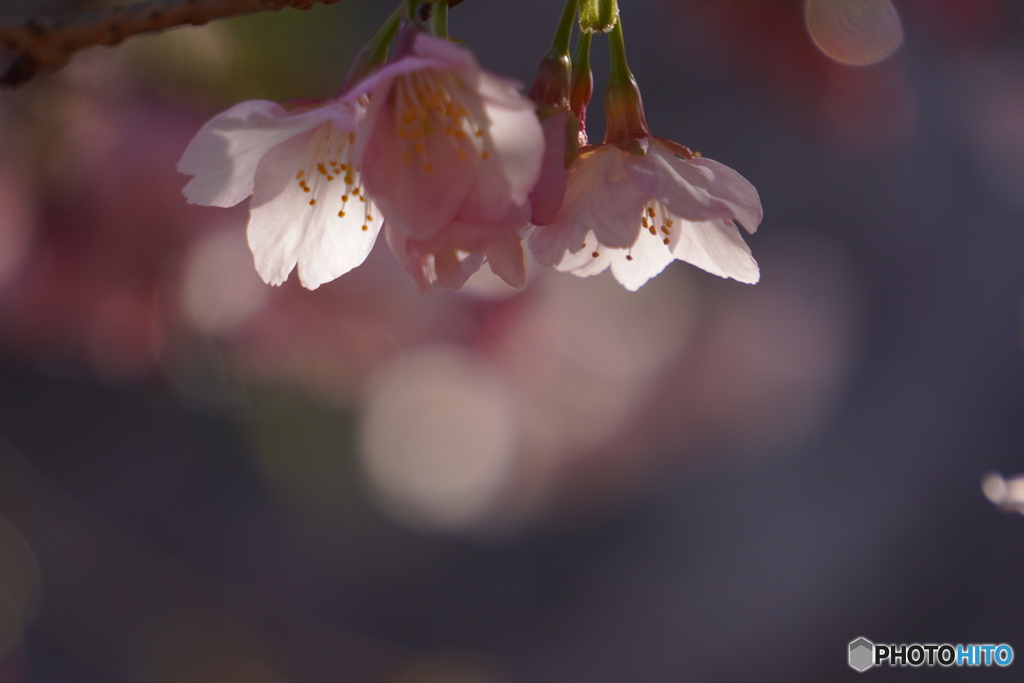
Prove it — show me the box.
[530,139,762,291]
[179,96,382,290]
[529,20,762,292]
[351,30,544,292]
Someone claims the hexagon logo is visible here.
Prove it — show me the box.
[849,637,875,672]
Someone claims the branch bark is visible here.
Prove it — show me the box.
[0,0,345,87]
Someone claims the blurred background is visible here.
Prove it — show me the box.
[0,0,1023,680]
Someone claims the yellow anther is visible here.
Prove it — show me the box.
[648,226,657,236]
[342,194,349,201]
[295,170,304,179]
[592,251,600,258]
[423,163,434,173]
[480,151,489,160]
[338,210,346,217]
[662,237,670,245]
[309,198,317,206]
[361,225,369,231]
[647,207,656,218]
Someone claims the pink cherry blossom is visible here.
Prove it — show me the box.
[530,137,762,292]
[351,30,544,292]
[179,96,382,290]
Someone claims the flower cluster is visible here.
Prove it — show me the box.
[179,8,762,293]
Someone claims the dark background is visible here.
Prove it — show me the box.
[1,0,1023,681]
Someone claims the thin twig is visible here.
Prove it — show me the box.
[0,0,345,87]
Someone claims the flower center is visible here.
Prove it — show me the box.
[394,71,490,174]
[584,201,675,261]
[295,124,374,231]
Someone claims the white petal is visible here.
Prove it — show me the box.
[670,218,759,284]
[179,100,347,208]
[247,125,382,289]
[529,147,646,266]
[608,224,676,291]
[555,231,612,277]
[626,144,763,232]
[557,228,675,292]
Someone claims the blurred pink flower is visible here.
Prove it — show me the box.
[352,30,544,292]
[179,96,382,290]
[530,79,761,291]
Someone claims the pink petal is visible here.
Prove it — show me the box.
[357,81,474,239]
[484,235,527,289]
[530,114,571,226]
[385,224,485,293]
[179,99,349,208]
[454,75,544,223]
[347,32,474,101]
[445,200,530,252]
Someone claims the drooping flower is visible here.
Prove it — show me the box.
[350,29,545,292]
[529,21,762,292]
[530,138,762,291]
[179,95,382,290]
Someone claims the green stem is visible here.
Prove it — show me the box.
[546,0,579,58]
[571,27,591,75]
[607,14,631,84]
[367,3,404,63]
[431,0,448,38]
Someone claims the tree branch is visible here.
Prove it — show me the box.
[0,0,345,87]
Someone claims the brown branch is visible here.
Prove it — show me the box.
[0,0,346,87]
